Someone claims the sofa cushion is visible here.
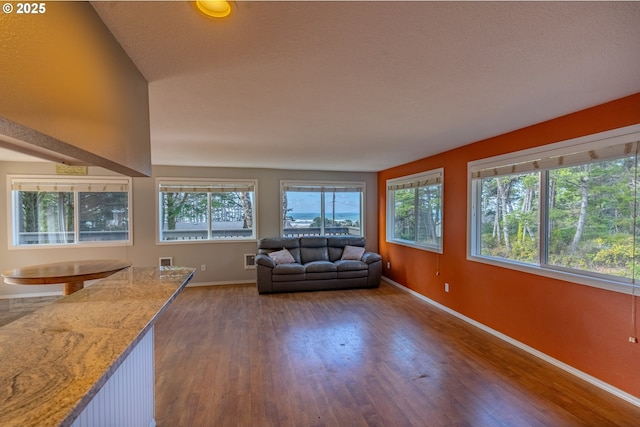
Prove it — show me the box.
[306,271,338,280]
[269,248,295,265]
[335,259,368,271]
[341,245,365,260]
[258,237,298,251]
[273,263,305,275]
[300,237,329,264]
[273,273,306,282]
[258,237,301,263]
[337,269,369,279]
[305,260,337,273]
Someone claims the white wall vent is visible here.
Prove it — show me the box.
[244,254,256,269]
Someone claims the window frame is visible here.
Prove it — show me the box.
[280,180,366,237]
[7,175,133,249]
[468,124,640,294]
[156,177,258,244]
[386,168,444,253]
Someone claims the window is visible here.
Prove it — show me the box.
[281,181,364,237]
[469,125,640,290]
[8,176,132,248]
[158,179,257,242]
[386,169,443,252]
[475,171,539,264]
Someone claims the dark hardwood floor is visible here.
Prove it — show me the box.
[154,282,640,427]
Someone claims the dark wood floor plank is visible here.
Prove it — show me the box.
[154,282,640,427]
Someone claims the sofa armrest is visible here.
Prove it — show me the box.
[256,254,276,294]
[361,252,382,264]
[256,254,276,268]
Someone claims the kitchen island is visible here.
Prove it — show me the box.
[0,265,195,427]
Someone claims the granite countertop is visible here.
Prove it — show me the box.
[0,266,195,427]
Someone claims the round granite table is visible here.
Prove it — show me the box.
[2,259,132,295]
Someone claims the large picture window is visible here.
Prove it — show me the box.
[386,169,443,252]
[469,126,640,290]
[158,179,257,242]
[9,176,132,248]
[281,181,364,237]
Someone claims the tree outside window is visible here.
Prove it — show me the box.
[387,169,443,253]
[471,134,640,285]
[10,176,131,247]
[547,158,639,279]
[158,180,256,242]
[478,173,539,264]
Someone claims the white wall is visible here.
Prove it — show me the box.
[0,162,377,297]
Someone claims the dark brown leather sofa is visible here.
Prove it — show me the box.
[255,236,382,294]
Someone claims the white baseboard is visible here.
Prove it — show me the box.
[187,280,257,288]
[382,276,640,409]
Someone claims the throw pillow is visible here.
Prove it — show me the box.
[269,248,296,265]
[341,245,365,260]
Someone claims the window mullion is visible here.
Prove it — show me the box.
[470,179,480,256]
[539,170,548,267]
[74,191,80,244]
[413,188,418,243]
[207,193,212,240]
[320,191,326,235]
[11,191,18,246]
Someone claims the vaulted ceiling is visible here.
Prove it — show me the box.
[7,2,640,172]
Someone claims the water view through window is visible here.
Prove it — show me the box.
[281,182,364,236]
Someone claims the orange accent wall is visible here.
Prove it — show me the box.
[378,93,640,399]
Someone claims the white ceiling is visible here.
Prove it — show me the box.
[20,1,640,171]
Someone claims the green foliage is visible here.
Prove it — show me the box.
[309,217,359,228]
[392,185,441,244]
[479,156,640,280]
[18,191,74,234]
[480,173,539,264]
[79,192,128,231]
[591,236,634,268]
[162,192,204,230]
[161,192,251,230]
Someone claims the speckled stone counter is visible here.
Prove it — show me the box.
[0,266,195,427]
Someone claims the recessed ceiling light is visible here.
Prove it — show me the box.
[195,0,232,19]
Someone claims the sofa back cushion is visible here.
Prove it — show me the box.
[258,237,301,263]
[300,237,329,264]
[258,236,368,264]
[328,236,366,261]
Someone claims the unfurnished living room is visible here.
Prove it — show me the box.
[1,1,640,426]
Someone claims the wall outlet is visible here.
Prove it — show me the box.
[387,262,391,270]
[201,264,206,272]
[629,336,638,344]
[445,282,450,293]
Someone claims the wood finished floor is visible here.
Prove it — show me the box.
[154,282,640,427]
